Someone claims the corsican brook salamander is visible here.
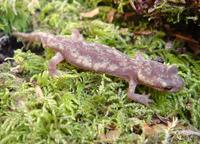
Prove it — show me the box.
[13,30,184,105]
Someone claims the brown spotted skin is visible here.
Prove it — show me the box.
[13,30,184,106]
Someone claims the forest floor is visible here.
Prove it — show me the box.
[0,0,200,143]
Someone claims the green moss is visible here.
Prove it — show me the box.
[0,0,200,143]
[0,0,31,33]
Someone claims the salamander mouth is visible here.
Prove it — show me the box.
[139,79,182,92]
[153,86,181,92]
[164,86,173,91]
[169,87,181,92]
[153,87,167,92]
[152,86,173,92]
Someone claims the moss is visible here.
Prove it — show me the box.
[0,0,200,143]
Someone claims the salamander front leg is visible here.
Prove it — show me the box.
[48,52,64,77]
[128,80,153,106]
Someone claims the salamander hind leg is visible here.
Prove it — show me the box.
[48,52,64,77]
[128,80,154,106]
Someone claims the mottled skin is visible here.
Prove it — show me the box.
[13,30,184,105]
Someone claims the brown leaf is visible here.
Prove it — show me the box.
[143,115,170,136]
[152,114,170,125]
[98,129,121,142]
[173,33,199,44]
[106,123,117,130]
[143,123,168,137]
[134,30,154,35]
[107,9,116,23]
[123,12,135,21]
[188,43,200,55]
[35,85,44,98]
[119,28,129,35]
[168,0,186,4]
[80,8,99,18]
[10,65,23,74]
[172,33,200,55]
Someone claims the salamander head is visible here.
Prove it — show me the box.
[135,54,184,92]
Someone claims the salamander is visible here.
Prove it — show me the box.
[13,30,184,105]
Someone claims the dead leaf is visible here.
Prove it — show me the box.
[152,114,170,125]
[134,30,154,35]
[107,9,116,23]
[123,12,135,20]
[143,123,168,137]
[98,129,121,142]
[35,85,44,98]
[119,28,129,35]
[143,115,173,137]
[172,33,200,55]
[10,65,23,74]
[173,33,199,44]
[80,8,99,18]
[186,42,200,55]
[105,123,117,130]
